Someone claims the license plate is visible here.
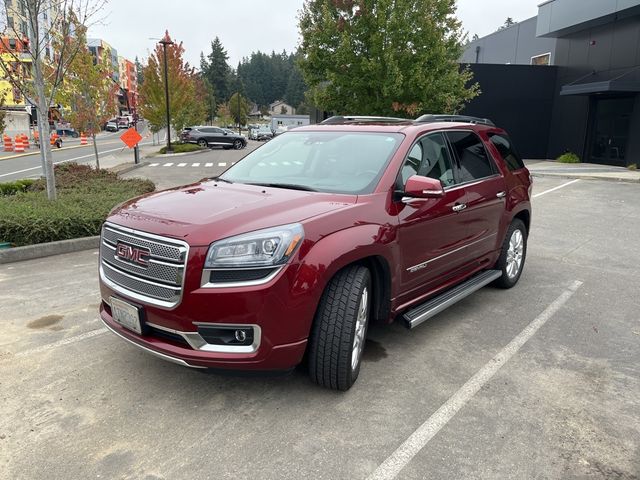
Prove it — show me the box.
[110,297,143,334]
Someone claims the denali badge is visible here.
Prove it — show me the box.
[116,242,150,267]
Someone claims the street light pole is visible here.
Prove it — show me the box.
[159,34,174,153]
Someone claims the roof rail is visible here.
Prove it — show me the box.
[415,114,495,127]
[320,115,411,125]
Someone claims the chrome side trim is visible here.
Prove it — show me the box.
[147,321,262,354]
[407,233,497,273]
[200,266,284,289]
[101,317,205,369]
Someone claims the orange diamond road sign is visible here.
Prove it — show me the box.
[120,128,142,149]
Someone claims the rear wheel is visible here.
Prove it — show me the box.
[233,139,243,150]
[308,265,371,391]
[197,138,208,148]
[494,219,527,289]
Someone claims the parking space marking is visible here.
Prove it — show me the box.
[533,179,580,199]
[192,163,200,167]
[205,163,213,167]
[218,162,227,167]
[163,163,174,167]
[368,280,584,480]
[177,163,187,167]
[14,327,108,358]
[148,163,159,167]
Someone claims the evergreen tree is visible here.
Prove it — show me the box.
[135,56,144,86]
[200,37,231,104]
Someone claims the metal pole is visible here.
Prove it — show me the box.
[161,42,172,153]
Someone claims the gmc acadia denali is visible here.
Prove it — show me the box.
[99,115,532,391]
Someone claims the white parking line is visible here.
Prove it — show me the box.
[15,328,108,358]
[205,163,213,167]
[0,146,125,178]
[163,163,174,167]
[367,280,584,480]
[148,163,159,167]
[177,163,187,167]
[533,179,580,198]
[192,163,200,167]
[218,162,227,167]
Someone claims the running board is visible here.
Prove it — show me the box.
[403,270,502,329]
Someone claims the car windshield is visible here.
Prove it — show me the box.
[221,131,404,195]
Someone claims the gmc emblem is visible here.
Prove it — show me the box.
[116,242,150,267]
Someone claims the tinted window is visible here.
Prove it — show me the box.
[447,131,495,182]
[489,134,525,171]
[400,133,456,187]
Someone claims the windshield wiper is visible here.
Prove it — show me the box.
[248,182,318,192]
[207,176,233,184]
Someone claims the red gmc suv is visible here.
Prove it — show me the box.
[99,115,532,391]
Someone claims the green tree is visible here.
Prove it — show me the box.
[57,27,119,168]
[139,32,204,135]
[498,17,516,30]
[298,0,479,117]
[228,92,250,126]
[200,37,231,104]
[135,56,144,86]
[284,59,307,108]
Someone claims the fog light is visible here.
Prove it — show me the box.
[235,329,247,343]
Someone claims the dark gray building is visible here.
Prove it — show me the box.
[461,0,640,166]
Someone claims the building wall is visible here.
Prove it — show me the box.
[462,64,558,159]
[461,17,557,65]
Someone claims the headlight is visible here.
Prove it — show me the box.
[204,223,304,269]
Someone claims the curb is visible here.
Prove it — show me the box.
[0,143,89,161]
[0,236,100,264]
[146,148,208,158]
[112,161,150,175]
[530,172,640,184]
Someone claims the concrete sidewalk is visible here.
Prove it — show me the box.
[525,159,640,183]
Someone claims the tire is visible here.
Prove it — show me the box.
[308,265,371,391]
[233,139,243,150]
[494,219,527,289]
[197,138,208,148]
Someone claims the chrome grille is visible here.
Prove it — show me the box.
[100,223,189,308]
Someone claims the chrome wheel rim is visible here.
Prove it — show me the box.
[351,287,368,372]
[506,229,524,279]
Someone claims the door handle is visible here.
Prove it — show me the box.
[452,203,467,212]
[496,191,507,199]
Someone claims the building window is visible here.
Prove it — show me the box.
[7,16,14,28]
[9,39,16,50]
[531,53,551,66]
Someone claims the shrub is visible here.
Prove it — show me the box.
[628,164,637,171]
[0,179,36,196]
[557,152,580,164]
[0,163,155,246]
[159,143,204,154]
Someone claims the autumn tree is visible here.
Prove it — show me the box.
[0,0,105,200]
[228,92,250,127]
[298,0,479,117]
[56,25,119,168]
[139,32,206,136]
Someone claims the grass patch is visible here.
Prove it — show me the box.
[628,164,637,171]
[0,163,155,247]
[159,143,205,154]
[557,152,580,164]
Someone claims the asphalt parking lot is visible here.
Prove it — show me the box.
[1,175,639,480]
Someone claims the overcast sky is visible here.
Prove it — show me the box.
[88,0,541,68]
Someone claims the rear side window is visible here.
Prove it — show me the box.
[489,134,525,171]
[446,131,496,183]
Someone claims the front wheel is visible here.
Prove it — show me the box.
[308,265,371,391]
[494,219,527,289]
[233,139,243,150]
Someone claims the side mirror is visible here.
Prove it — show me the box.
[223,131,228,135]
[404,175,445,199]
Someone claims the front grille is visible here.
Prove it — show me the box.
[100,223,188,308]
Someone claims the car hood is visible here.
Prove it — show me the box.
[107,180,357,246]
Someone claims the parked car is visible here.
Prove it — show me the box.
[181,125,247,150]
[105,120,118,132]
[254,125,273,141]
[56,128,79,138]
[98,115,532,391]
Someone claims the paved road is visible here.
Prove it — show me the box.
[0,125,159,183]
[1,177,639,479]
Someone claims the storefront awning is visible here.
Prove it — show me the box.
[560,68,640,96]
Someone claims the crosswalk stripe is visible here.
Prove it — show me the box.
[218,162,227,167]
[163,163,174,167]
[205,163,213,167]
[149,163,159,167]
[192,163,200,167]
[177,163,187,167]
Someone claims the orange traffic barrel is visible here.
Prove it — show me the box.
[3,135,13,152]
[14,135,25,153]
[21,134,29,149]
[80,132,88,145]
[50,133,58,146]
